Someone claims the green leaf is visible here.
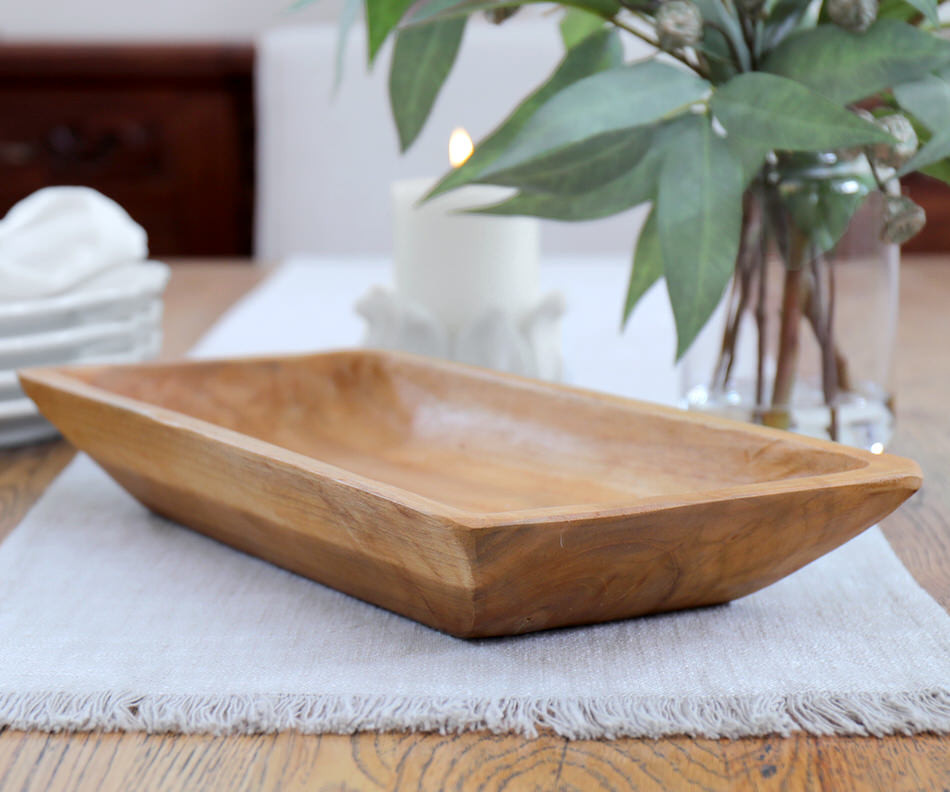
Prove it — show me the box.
[478,126,654,195]
[471,115,692,220]
[711,72,894,151]
[332,0,361,91]
[895,74,950,174]
[878,0,940,25]
[426,29,623,200]
[876,0,940,22]
[730,138,768,189]
[657,114,744,360]
[762,19,950,105]
[759,0,810,54]
[700,37,738,86]
[623,206,663,328]
[895,74,950,132]
[367,0,415,63]
[780,167,873,252]
[921,158,950,185]
[408,0,621,26]
[388,17,466,152]
[904,0,940,25]
[486,61,710,177]
[693,0,751,74]
[473,134,665,220]
[560,8,606,48]
[876,0,920,19]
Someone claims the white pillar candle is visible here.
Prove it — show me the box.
[391,178,541,331]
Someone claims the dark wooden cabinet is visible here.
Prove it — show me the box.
[903,173,950,254]
[0,43,254,257]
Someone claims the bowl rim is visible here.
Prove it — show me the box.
[18,348,924,530]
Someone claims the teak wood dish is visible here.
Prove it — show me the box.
[20,350,921,638]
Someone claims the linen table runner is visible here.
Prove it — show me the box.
[1,260,948,738]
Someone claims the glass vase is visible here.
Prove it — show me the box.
[680,178,899,452]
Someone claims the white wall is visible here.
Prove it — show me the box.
[0,0,341,40]
[256,24,653,258]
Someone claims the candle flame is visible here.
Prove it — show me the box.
[448,127,474,168]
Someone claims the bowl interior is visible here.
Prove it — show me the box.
[66,352,865,513]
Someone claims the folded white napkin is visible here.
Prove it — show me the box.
[0,187,148,301]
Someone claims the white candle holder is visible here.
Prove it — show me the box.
[355,286,565,381]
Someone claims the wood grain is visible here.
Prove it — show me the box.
[0,259,947,788]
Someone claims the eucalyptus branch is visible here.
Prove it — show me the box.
[608,14,711,77]
[869,161,889,192]
[351,0,936,456]
[702,21,745,70]
[695,49,712,75]
[607,16,663,47]
[635,10,711,76]
[864,150,896,195]
[738,14,758,69]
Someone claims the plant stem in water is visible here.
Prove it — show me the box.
[713,192,760,390]
[809,252,840,441]
[754,215,769,419]
[822,253,840,441]
[763,232,808,429]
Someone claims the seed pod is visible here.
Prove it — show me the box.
[871,114,918,170]
[881,195,926,245]
[826,0,878,33]
[655,0,703,52]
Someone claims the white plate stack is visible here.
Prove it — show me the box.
[0,261,169,448]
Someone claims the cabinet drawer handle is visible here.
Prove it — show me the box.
[47,124,119,162]
[0,141,37,166]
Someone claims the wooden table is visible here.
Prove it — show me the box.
[1,260,948,791]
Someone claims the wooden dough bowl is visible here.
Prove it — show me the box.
[20,350,921,638]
